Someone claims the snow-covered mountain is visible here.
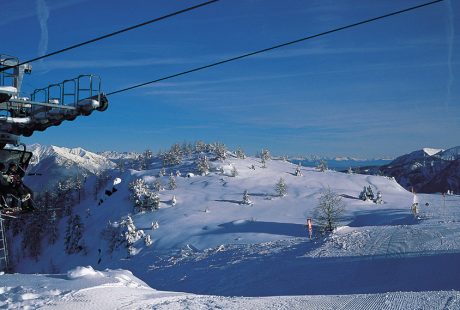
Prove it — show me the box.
[369,146,460,194]
[3,145,460,308]
[98,150,141,161]
[24,144,116,192]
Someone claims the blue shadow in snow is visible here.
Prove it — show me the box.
[348,209,418,227]
[200,221,307,238]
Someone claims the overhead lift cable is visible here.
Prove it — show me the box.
[107,0,444,96]
[0,0,219,73]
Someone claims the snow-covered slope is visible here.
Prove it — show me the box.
[24,144,116,192]
[1,267,458,309]
[5,148,460,308]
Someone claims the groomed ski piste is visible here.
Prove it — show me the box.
[2,149,460,309]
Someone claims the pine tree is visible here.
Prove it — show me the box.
[144,234,153,246]
[241,190,252,205]
[21,214,47,260]
[260,149,271,162]
[100,221,120,254]
[175,170,181,177]
[261,157,267,168]
[162,143,183,166]
[236,147,246,159]
[140,149,153,170]
[171,195,177,206]
[359,186,369,201]
[64,215,87,255]
[347,167,353,174]
[316,160,327,172]
[275,178,288,197]
[196,155,210,176]
[210,142,227,161]
[153,179,162,192]
[367,186,375,200]
[120,216,138,258]
[168,175,177,190]
[231,165,238,177]
[374,191,383,204]
[295,163,303,176]
[195,140,207,153]
[128,179,159,211]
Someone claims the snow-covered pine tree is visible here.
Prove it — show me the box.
[359,186,368,201]
[261,157,267,168]
[275,178,288,197]
[212,142,227,161]
[374,191,383,204]
[236,147,246,159]
[64,215,87,255]
[260,149,271,162]
[231,165,238,177]
[241,190,252,205]
[195,140,207,153]
[153,179,162,192]
[171,195,177,206]
[295,163,303,176]
[175,170,181,177]
[120,215,138,258]
[162,143,183,166]
[168,175,177,190]
[316,160,328,172]
[196,155,210,176]
[129,178,159,211]
[367,186,375,201]
[144,234,153,246]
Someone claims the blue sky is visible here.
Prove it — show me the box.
[2,0,459,157]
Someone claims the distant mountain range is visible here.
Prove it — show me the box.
[24,144,116,192]
[354,147,460,194]
[22,144,460,195]
[289,157,392,170]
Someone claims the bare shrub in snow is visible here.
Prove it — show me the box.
[313,188,345,234]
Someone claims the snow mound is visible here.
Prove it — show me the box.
[67,266,104,279]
